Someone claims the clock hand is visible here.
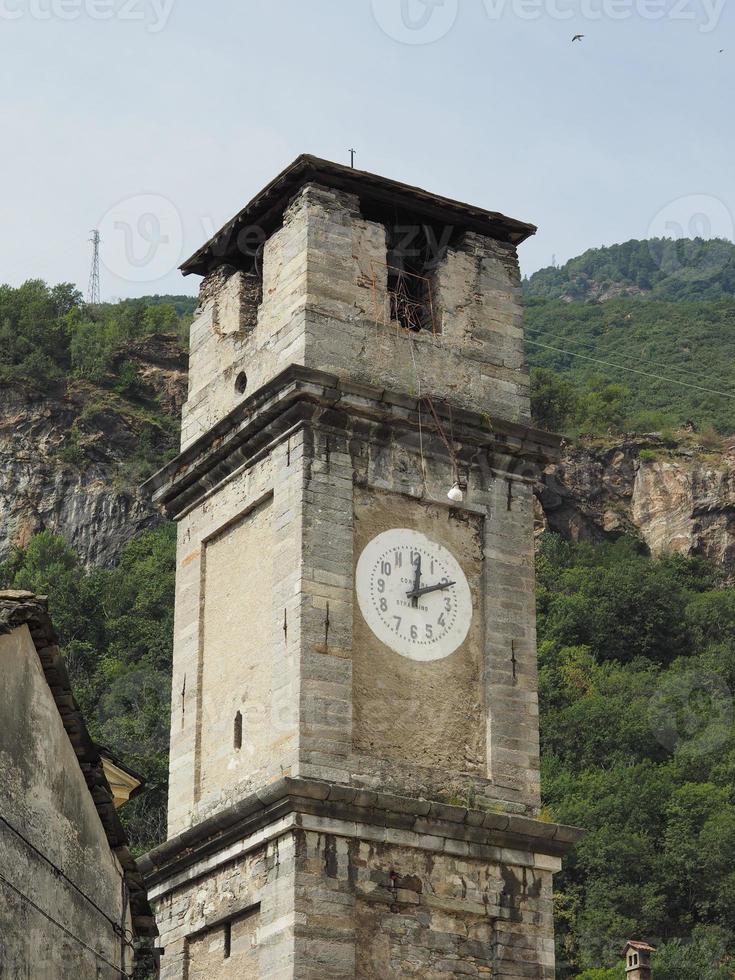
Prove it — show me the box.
[406,580,456,600]
[411,554,422,608]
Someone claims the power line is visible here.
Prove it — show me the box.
[524,337,735,401]
[524,321,735,393]
[0,871,131,978]
[0,814,134,948]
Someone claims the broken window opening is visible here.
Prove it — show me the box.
[358,202,462,335]
[387,266,436,334]
[385,222,443,334]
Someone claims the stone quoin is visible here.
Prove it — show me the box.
[139,155,583,979]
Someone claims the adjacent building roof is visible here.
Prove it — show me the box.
[623,940,657,954]
[180,154,537,277]
[99,748,146,809]
[0,590,156,940]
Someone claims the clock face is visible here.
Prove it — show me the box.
[355,528,473,662]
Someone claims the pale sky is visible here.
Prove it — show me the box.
[1,0,733,300]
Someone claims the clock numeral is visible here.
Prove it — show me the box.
[425,624,434,639]
[410,625,418,641]
[393,551,403,568]
[393,616,402,630]
[444,596,452,612]
[377,579,385,594]
[379,598,388,612]
[438,613,446,628]
[381,560,392,576]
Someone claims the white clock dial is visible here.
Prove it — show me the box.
[355,528,473,662]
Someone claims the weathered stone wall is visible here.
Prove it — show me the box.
[150,829,296,979]
[180,181,529,451]
[300,185,529,425]
[187,909,259,979]
[154,166,559,980]
[182,266,262,449]
[352,488,486,779]
[148,801,562,980]
[167,402,542,834]
[300,830,556,980]
[295,416,541,813]
[198,497,274,806]
[167,437,301,836]
[0,625,134,979]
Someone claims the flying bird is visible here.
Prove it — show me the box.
[572,34,584,42]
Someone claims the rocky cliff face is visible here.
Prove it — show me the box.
[0,335,187,568]
[3,329,735,577]
[537,436,735,576]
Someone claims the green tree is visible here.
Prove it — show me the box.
[539,534,735,976]
[0,526,176,853]
[70,316,116,380]
[652,926,733,979]
[531,367,581,432]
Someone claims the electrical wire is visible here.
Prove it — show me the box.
[423,395,458,459]
[409,339,428,490]
[0,814,136,948]
[524,320,735,392]
[0,870,132,978]
[524,337,735,401]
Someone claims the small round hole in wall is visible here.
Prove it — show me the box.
[235,372,248,395]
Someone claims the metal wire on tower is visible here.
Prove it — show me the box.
[88,229,101,305]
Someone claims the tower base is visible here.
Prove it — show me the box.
[140,779,581,979]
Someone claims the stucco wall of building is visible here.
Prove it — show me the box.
[0,625,134,979]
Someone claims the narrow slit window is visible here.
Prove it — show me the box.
[234,711,243,750]
[223,921,232,959]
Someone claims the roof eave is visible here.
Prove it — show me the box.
[180,154,537,277]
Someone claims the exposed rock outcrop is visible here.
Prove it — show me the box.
[0,335,186,568]
[3,327,735,578]
[537,437,735,577]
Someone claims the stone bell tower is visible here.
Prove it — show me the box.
[139,156,582,979]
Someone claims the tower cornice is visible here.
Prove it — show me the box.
[138,777,583,897]
[144,364,560,519]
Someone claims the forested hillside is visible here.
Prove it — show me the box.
[1,245,734,977]
[524,242,735,976]
[538,536,735,979]
[524,238,735,303]
[0,280,195,390]
[0,281,194,564]
[0,280,195,485]
[524,238,735,436]
[0,527,175,853]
